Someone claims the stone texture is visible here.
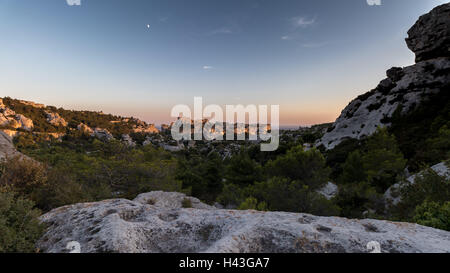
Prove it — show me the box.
[406,3,450,62]
[0,130,23,160]
[317,4,450,149]
[45,111,68,127]
[37,191,450,253]
[317,182,338,200]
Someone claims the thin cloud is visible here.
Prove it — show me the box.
[281,35,292,40]
[209,27,233,35]
[291,16,316,28]
[203,66,214,70]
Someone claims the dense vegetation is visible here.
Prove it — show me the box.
[0,92,449,252]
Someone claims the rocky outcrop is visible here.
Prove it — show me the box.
[0,131,23,160]
[317,182,338,200]
[0,99,34,131]
[317,3,450,149]
[77,123,94,134]
[121,134,136,147]
[37,191,450,253]
[45,111,68,127]
[406,3,450,62]
[93,128,114,141]
[384,161,450,206]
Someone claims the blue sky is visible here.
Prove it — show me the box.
[0,0,447,126]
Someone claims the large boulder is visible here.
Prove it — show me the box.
[317,3,450,149]
[37,191,450,253]
[406,3,450,62]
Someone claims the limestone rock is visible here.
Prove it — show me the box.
[93,128,114,141]
[0,131,23,160]
[37,191,450,253]
[45,111,68,127]
[317,3,450,150]
[77,123,94,134]
[121,134,136,147]
[317,182,338,200]
[406,3,450,62]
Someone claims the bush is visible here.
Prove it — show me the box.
[0,156,47,197]
[238,197,267,211]
[394,168,450,220]
[0,192,44,253]
[413,201,450,231]
[248,177,340,216]
[181,198,192,208]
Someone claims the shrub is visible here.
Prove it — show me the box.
[0,192,44,253]
[238,197,267,211]
[181,198,192,208]
[413,201,450,231]
[0,156,47,197]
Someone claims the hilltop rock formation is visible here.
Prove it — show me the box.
[37,191,450,253]
[0,98,34,131]
[317,3,450,149]
[406,3,450,62]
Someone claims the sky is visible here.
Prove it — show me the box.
[0,0,448,126]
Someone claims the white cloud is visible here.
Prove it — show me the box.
[366,0,381,6]
[203,66,213,70]
[291,16,316,28]
[210,27,233,35]
[66,0,81,6]
[281,35,292,40]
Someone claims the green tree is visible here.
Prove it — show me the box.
[225,151,263,186]
[362,127,406,192]
[339,150,366,184]
[265,146,329,190]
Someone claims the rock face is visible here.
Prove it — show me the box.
[93,128,114,141]
[384,161,450,206]
[317,3,450,149]
[0,131,23,160]
[317,182,338,200]
[406,3,450,62]
[0,98,34,131]
[45,111,68,127]
[37,191,450,253]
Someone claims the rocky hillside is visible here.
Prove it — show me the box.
[37,191,450,253]
[317,3,450,149]
[0,97,159,140]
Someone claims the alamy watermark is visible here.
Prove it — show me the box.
[170,97,279,151]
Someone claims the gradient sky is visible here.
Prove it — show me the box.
[0,0,447,126]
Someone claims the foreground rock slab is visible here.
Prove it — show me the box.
[37,191,450,253]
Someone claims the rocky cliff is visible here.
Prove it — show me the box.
[37,191,450,253]
[317,3,450,149]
